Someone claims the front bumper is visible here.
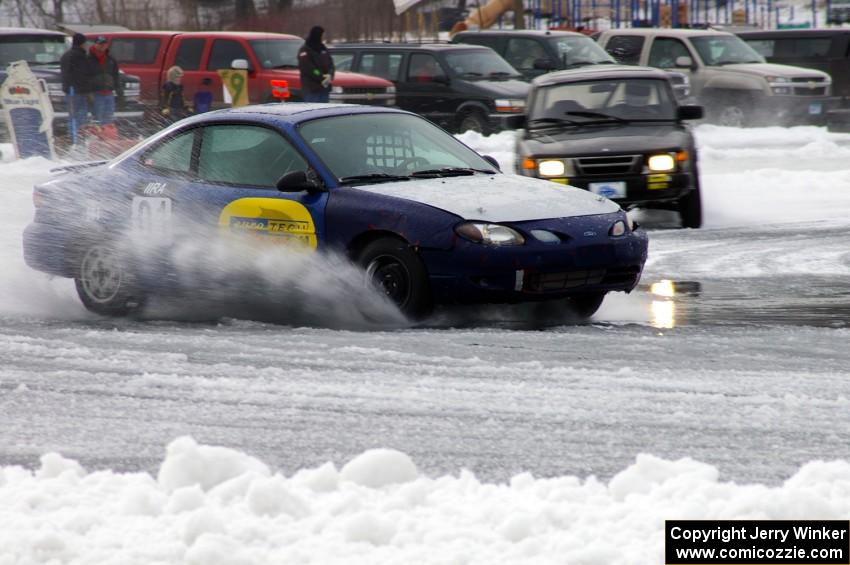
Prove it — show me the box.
[421,213,648,305]
[525,171,696,208]
[759,95,839,126]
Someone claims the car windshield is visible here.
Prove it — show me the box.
[550,36,615,66]
[299,113,497,182]
[691,35,765,65]
[444,50,521,79]
[529,78,677,124]
[0,35,65,66]
[249,39,301,69]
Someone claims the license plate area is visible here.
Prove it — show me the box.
[589,181,626,199]
[809,102,823,115]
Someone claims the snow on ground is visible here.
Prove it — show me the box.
[2,127,850,563]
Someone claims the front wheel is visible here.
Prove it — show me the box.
[677,177,703,229]
[74,242,143,316]
[359,237,432,319]
[456,109,490,135]
[566,293,606,320]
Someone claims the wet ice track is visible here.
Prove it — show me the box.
[1,125,850,484]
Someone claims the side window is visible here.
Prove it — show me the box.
[504,38,548,70]
[407,53,445,83]
[746,39,775,57]
[207,39,249,71]
[792,38,832,57]
[605,35,645,65]
[331,52,354,71]
[109,38,161,64]
[198,125,307,187]
[648,38,691,68]
[174,38,205,71]
[142,130,197,173]
[360,52,403,81]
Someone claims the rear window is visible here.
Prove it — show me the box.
[109,38,161,64]
[360,52,403,81]
[0,34,65,66]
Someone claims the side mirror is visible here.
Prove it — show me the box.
[482,155,501,171]
[276,170,324,193]
[533,57,556,71]
[231,58,251,71]
[504,114,527,129]
[675,55,695,69]
[677,104,704,121]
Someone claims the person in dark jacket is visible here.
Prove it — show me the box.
[59,33,90,140]
[297,26,335,103]
[87,36,122,126]
[160,65,189,124]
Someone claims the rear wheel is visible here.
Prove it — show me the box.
[359,237,432,319]
[74,242,143,316]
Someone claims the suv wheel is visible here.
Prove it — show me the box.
[457,109,490,135]
[713,93,752,128]
[677,175,703,229]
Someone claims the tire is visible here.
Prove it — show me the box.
[359,237,432,319]
[456,109,490,135]
[677,175,703,229]
[567,293,606,320]
[74,242,143,316]
[712,93,752,128]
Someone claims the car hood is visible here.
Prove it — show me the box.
[352,173,619,222]
[717,62,829,79]
[522,122,689,156]
[460,79,529,98]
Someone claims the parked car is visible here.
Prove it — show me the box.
[515,65,704,228]
[23,104,647,320]
[0,27,144,140]
[88,31,396,116]
[736,28,850,129]
[596,28,835,127]
[454,29,692,99]
[329,42,528,134]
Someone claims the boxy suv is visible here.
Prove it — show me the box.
[596,28,835,127]
[91,31,395,114]
[330,42,528,134]
[0,27,144,140]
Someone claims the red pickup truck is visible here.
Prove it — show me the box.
[89,31,396,111]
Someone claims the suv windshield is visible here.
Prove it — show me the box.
[551,36,615,66]
[691,35,765,65]
[530,78,677,123]
[444,50,521,79]
[0,34,65,66]
[249,39,301,69]
[299,113,496,181]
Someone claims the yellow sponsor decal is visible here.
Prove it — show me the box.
[219,198,317,249]
[648,182,670,190]
[550,178,568,184]
[648,174,671,183]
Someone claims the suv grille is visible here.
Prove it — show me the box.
[344,87,387,95]
[790,77,829,96]
[575,155,641,176]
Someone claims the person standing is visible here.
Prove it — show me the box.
[160,65,189,124]
[59,33,90,142]
[87,36,122,127]
[297,26,334,103]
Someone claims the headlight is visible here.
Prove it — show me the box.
[538,159,565,177]
[766,76,790,84]
[767,76,791,95]
[386,86,396,94]
[331,85,344,94]
[610,219,627,237]
[494,99,525,113]
[455,222,525,246]
[647,154,676,172]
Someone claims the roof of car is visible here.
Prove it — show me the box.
[735,28,850,37]
[93,30,301,40]
[329,42,491,52]
[531,64,672,87]
[0,27,65,36]
[454,29,588,38]
[602,28,730,37]
[186,102,406,126]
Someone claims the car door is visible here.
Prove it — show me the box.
[168,37,208,104]
[646,36,706,96]
[398,52,453,127]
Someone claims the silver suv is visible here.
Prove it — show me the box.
[596,28,835,127]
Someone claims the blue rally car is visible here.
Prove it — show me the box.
[23,104,648,319]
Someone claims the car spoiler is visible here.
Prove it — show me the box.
[49,160,109,174]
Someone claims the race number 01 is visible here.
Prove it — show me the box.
[131,196,172,240]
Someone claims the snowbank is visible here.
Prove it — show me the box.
[2,437,850,565]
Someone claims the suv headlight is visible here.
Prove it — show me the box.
[386,86,396,94]
[494,99,525,113]
[647,154,676,172]
[522,157,576,178]
[331,85,344,94]
[46,82,64,99]
[455,222,525,246]
[766,76,791,95]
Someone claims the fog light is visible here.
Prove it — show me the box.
[648,154,675,172]
[538,160,565,177]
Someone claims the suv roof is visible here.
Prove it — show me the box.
[96,30,301,41]
[533,64,672,86]
[602,28,730,37]
[330,42,492,52]
[0,27,65,37]
[736,28,850,37]
[454,29,588,38]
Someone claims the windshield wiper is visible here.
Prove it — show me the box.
[527,117,581,129]
[714,59,761,66]
[338,173,411,185]
[565,110,628,123]
[410,167,494,178]
[488,71,520,79]
[272,63,298,69]
[460,71,484,78]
